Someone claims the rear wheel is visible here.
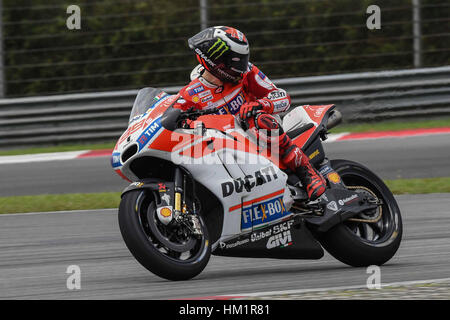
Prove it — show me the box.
[318,159,402,267]
[118,190,211,280]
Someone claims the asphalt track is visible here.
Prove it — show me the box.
[0,193,449,299]
[1,133,449,197]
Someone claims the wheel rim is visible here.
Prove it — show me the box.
[337,170,401,247]
[135,191,208,263]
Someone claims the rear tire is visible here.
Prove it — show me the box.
[318,159,402,267]
[118,190,211,280]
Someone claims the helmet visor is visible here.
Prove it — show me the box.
[188,28,215,49]
[227,52,249,76]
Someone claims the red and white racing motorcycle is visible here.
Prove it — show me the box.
[112,87,402,281]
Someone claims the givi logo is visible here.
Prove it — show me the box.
[266,230,292,249]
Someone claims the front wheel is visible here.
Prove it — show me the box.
[118,190,211,280]
[318,159,403,267]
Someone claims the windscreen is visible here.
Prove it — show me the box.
[129,87,169,123]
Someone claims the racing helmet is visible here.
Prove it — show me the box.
[188,26,249,83]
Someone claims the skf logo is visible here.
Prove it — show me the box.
[207,38,229,59]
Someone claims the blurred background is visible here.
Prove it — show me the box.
[1,1,450,301]
[0,0,448,97]
[0,0,449,148]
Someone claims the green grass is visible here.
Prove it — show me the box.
[384,177,450,195]
[330,117,450,134]
[0,142,115,156]
[1,177,449,214]
[0,192,121,214]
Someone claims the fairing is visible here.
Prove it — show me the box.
[286,104,336,151]
[113,92,333,250]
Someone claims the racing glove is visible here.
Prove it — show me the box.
[239,99,274,120]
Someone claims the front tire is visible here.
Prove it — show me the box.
[318,159,403,267]
[118,190,211,281]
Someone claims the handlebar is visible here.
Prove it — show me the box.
[179,107,220,121]
[238,104,263,131]
[178,103,263,130]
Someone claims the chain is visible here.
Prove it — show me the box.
[346,185,383,223]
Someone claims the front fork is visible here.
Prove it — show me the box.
[173,167,203,237]
[174,167,183,215]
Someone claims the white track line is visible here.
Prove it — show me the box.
[323,132,349,143]
[0,136,348,165]
[0,150,88,165]
[0,208,117,217]
[226,277,450,298]
[1,129,448,164]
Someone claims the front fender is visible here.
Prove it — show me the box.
[121,179,175,208]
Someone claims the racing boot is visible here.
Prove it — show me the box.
[281,137,326,201]
[254,113,326,201]
[295,156,327,201]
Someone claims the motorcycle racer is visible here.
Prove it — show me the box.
[173,26,326,200]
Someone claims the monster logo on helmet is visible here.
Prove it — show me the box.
[207,38,229,59]
[188,26,250,83]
